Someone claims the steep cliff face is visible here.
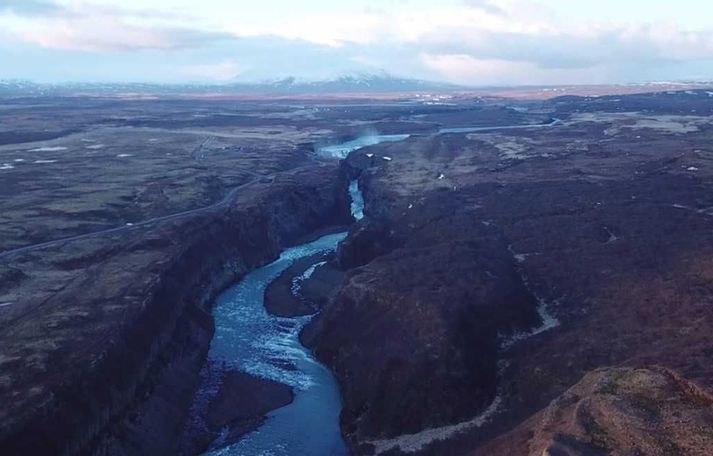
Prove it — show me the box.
[308,239,540,441]
[0,164,351,456]
[304,159,542,449]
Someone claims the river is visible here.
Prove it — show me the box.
[197,118,560,455]
[194,175,372,455]
[317,134,410,160]
[316,118,561,159]
[198,231,350,456]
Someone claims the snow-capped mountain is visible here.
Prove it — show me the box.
[251,73,462,93]
[0,73,463,97]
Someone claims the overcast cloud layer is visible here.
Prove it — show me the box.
[1,0,712,85]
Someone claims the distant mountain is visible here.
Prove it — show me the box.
[250,73,463,93]
[6,75,710,99]
[0,74,463,98]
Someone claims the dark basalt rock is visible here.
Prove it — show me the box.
[336,220,399,269]
[305,191,542,443]
[298,258,346,312]
[182,370,294,455]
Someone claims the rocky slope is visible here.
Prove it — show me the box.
[0,163,351,455]
[475,367,713,456]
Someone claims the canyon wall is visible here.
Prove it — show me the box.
[0,164,351,455]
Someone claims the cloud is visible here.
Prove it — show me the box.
[3,5,232,52]
[420,53,604,85]
[459,0,505,15]
[14,21,230,52]
[217,2,713,73]
[1,0,713,84]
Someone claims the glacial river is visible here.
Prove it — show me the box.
[200,230,350,456]
[196,179,369,455]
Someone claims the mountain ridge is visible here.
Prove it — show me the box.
[0,73,463,97]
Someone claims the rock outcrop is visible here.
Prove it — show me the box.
[475,367,713,456]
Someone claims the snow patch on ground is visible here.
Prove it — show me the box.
[670,203,713,217]
[603,226,619,243]
[29,146,67,152]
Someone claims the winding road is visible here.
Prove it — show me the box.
[0,176,268,260]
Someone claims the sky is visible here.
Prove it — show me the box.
[1,0,713,86]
